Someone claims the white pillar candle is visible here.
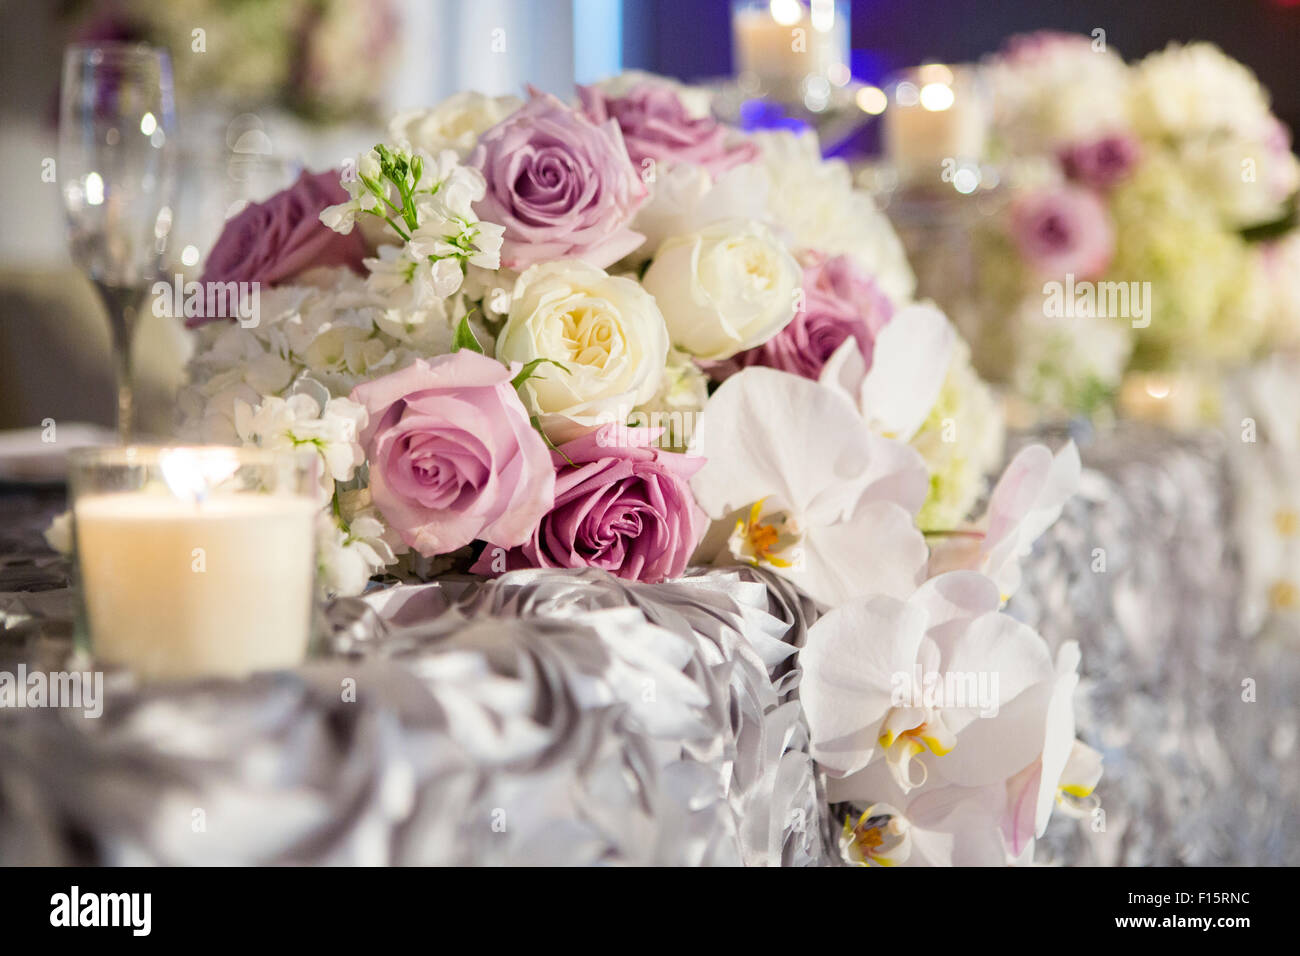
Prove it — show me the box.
[733,1,849,101]
[74,493,318,680]
[885,65,988,180]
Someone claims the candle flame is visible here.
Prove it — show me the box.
[159,448,241,502]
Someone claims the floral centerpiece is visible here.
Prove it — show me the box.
[969,34,1300,423]
[176,73,1096,865]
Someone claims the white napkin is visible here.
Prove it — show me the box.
[0,423,116,483]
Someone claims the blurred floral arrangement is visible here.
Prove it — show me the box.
[967,32,1300,423]
[171,72,1097,865]
[65,0,398,121]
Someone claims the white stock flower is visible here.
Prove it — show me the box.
[316,513,390,598]
[690,367,930,607]
[235,391,367,492]
[388,91,523,157]
[751,129,916,305]
[496,260,670,440]
[642,219,801,360]
[320,149,383,235]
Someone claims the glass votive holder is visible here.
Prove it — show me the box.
[882,63,990,186]
[731,0,851,108]
[68,445,321,681]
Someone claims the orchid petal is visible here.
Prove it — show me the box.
[859,304,955,442]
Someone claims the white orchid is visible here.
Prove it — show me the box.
[1001,642,1103,861]
[838,785,1010,867]
[803,570,1061,794]
[820,302,957,443]
[927,441,1081,601]
[690,367,930,607]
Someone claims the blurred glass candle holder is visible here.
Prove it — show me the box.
[68,446,321,681]
[883,63,989,184]
[732,0,851,107]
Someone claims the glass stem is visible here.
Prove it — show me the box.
[93,282,146,442]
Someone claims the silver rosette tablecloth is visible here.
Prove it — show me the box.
[0,541,831,866]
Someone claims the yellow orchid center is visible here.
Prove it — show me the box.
[1275,509,1298,537]
[840,809,910,867]
[1269,580,1298,610]
[728,498,803,569]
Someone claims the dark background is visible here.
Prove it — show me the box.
[625,0,1300,130]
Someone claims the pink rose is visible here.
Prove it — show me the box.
[471,428,706,584]
[350,352,556,557]
[469,90,648,270]
[194,169,367,325]
[1059,134,1141,189]
[578,81,757,178]
[1007,185,1115,279]
[708,253,894,381]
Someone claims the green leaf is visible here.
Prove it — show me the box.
[530,414,576,467]
[452,315,484,354]
[511,358,570,390]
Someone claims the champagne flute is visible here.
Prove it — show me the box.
[59,43,178,440]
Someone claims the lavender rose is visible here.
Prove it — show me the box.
[1059,134,1141,189]
[471,428,706,583]
[469,90,648,270]
[1007,185,1115,280]
[578,81,757,178]
[708,253,893,381]
[350,352,556,557]
[194,170,367,326]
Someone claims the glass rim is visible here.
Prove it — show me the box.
[64,41,173,64]
[66,444,320,470]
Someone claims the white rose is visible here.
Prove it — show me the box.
[388,91,522,158]
[642,219,800,360]
[497,261,669,440]
[629,161,769,265]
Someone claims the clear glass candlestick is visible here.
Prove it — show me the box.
[59,43,178,441]
[68,446,321,681]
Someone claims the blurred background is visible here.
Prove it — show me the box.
[3,0,1299,433]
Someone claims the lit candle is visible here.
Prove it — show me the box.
[732,0,850,103]
[71,447,319,680]
[884,64,988,182]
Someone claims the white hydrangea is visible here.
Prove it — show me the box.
[750,130,917,306]
[984,36,1133,151]
[1130,42,1275,142]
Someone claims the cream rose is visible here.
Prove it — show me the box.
[496,261,669,440]
[387,91,522,158]
[642,219,801,360]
